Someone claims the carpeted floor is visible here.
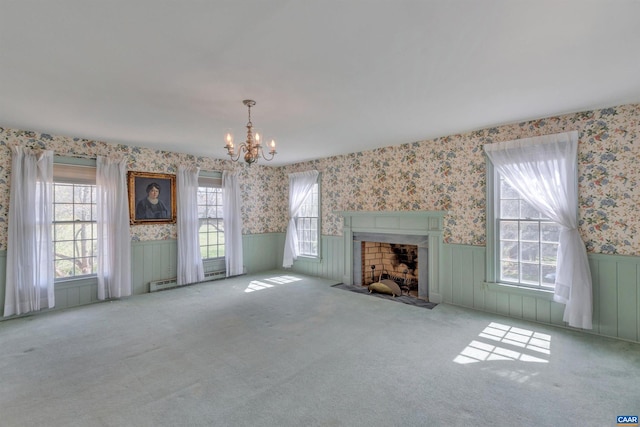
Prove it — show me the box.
[332,282,438,309]
[1,270,639,426]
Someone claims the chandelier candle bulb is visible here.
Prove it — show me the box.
[224,130,234,149]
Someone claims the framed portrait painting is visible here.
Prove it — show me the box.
[127,171,177,224]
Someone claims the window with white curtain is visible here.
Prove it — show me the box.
[496,174,560,289]
[53,162,97,280]
[485,131,592,329]
[295,182,319,257]
[198,175,224,260]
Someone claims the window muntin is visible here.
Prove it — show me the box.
[296,183,319,257]
[497,177,560,289]
[197,186,224,260]
[53,182,97,279]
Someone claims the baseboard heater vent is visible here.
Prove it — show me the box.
[204,270,226,280]
[149,278,178,292]
[149,269,226,293]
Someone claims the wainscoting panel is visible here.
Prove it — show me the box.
[0,251,6,317]
[131,235,283,293]
[243,233,284,273]
[617,262,638,342]
[443,244,486,310]
[131,239,178,295]
[589,254,640,342]
[289,236,344,282]
[442,244,640,343]
[0,251,103,317]
[54,278,99,309]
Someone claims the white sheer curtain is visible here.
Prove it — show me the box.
[484,130,593,329]
[4,146,54,316]
[223,170,244,277]
[96,156,132,300]
[283,170,319,268]
[177,165,204,285]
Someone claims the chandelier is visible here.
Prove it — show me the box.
[223,99,277,164]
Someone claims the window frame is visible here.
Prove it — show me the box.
[52,157,98,283]
[295,179,321,261]
[485,160,559,294]
[197,172,224,262]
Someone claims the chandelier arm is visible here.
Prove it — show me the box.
[259,146,277,161]
[227,144,247,162]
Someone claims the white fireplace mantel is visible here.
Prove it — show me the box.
[337,211,447,303]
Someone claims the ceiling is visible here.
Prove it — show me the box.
[2,1,640,166]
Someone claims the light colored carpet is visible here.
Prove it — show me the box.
[1,270,638,426]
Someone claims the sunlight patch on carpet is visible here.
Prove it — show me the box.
[264,275,303,284]
[454,322,551,365]
[244,275,303,292]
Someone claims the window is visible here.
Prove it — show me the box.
[296,182,319,257]
[495,174,560,289]
[53,163,97,280]
[485,131,591,328]
[197,177,224,260]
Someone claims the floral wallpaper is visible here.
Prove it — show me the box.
[1,102,638,256]
[0,128,286,248]
[281,103,640,256]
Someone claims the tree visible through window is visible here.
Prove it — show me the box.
[197,186,224,259]
[296,183,319,257]
[497,176,560,288]
[53,182,97,279]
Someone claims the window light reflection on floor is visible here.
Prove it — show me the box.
[454,322,551,365]
[244,275,303,293]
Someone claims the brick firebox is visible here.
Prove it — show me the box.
[361,242,418,289]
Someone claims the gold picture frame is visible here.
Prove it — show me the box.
[127,171,177,224]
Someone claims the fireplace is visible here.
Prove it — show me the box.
[353,232,429,299]
[338,211,446,303]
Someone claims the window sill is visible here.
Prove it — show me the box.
[296,255,322,264]
[202,257,224,262]
[55,276,98,289]
[483,282,555,301]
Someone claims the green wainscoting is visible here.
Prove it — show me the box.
[131,239,179,294]
[0,251,102,317]
[589,253,640,342]
[0,251,5,317]
[2,240,639,343]
[243,233,284,273]
[442,244,567,326]
[287,240,640,343]
[131,234,285,292]
[289,236,344,282]
[0,234,283,318]
[54,277,99,309]
[442,244,640,343]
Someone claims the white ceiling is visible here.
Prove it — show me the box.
[2,1,640,166]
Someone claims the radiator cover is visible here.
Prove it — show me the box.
[149,270,225,292]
